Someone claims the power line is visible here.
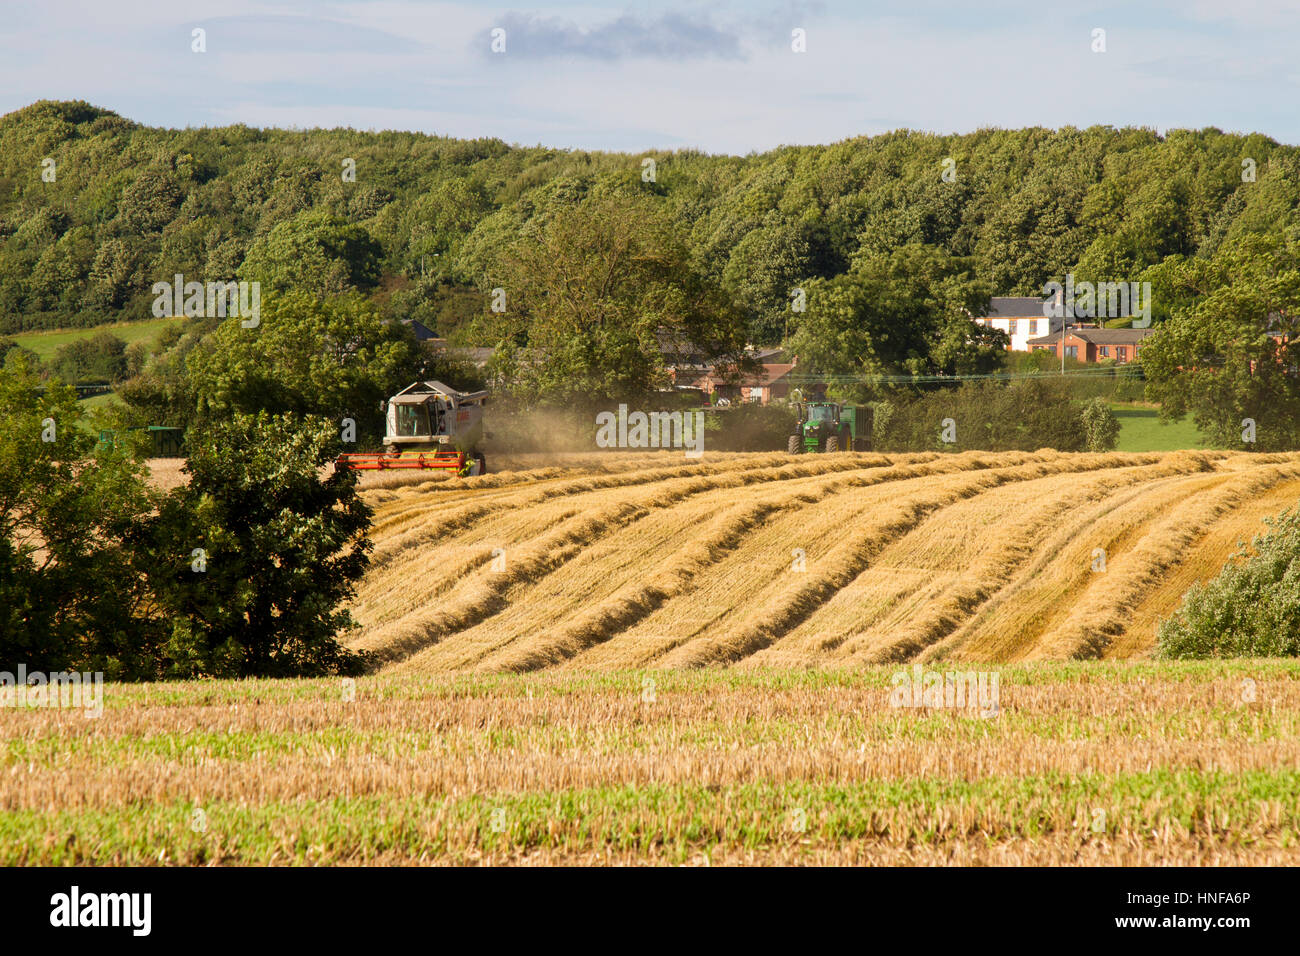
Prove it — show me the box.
[783,367,1149,385]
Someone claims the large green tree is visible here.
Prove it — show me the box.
[0,359,163,677]
[168,291,426,442]
[238,211,382,295]
[720,218,836,345]
[1142,235,1300,450]
[146,412,373,678]
[49,329,128,384]
[786,244,1003,402]
[473,190,748,406]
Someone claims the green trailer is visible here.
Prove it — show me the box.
[787,401,872,453]
[98,425,185,458]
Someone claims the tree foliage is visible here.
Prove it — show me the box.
[0,359,162,677]
[49,330,128,384]
[1080,397,1122,452]
[4,104,1299,344]
[472,190,747,407]
[239,211,382,295]
[149,413,373,677]
[872,378,1098,452]
[1,361,373,678]
[180,291,423,442]
[787,245,1003,403]
[1141,235,1300,450]
[1158,506,1300,658]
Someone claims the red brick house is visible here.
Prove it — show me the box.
[689,363,795,405]
[1026,328,1155,364]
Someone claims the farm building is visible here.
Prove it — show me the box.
[687,363,796,405]
[1026,327,1155,363]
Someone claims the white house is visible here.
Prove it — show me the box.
[971,296,1065,351]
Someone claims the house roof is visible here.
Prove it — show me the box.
[981,297,1119,322]
[655,330,713,367]
[401,318,438,340]
[655,331,778,368]
[381,317,439,340]
[984,296,1052,318]
[1026,328,1156,346]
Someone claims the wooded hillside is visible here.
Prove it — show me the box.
[3,99,1297,343]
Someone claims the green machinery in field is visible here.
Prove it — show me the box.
[98,425,185,457]
[788,401,872,453]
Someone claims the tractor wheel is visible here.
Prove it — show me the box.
[825,434,839,453]
[787,435,801,454]
[474,453,487,476]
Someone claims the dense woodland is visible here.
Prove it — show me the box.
[2,99,1298,341]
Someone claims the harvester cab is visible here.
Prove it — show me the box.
[337,381,489,475]
[788,401,871,453]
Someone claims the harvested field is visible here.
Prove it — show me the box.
[348,450,1300,672]
[48,450,1292,867]
[5,663,1297,865]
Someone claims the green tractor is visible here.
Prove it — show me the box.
[788,401,872,453]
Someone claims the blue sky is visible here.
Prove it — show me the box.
[2,0,1298,153]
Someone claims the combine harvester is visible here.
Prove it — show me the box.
[337,381,489,476]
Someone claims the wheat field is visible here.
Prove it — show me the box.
[348,450,1300,673]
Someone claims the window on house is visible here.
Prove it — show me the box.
[1064,345,1078,359]
[1117,347,1128,362]
[1099,346,1108,357]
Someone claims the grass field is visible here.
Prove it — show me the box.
[1110,403,1210,452]
[4,662,1297,865]
[348,449,1300,671]
[77,391,124,416]
[9,316,179,361]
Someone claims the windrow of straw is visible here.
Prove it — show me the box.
[347,450,1300,671]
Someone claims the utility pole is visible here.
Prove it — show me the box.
[1055,285,1067,375]
[1060,301,1069,375]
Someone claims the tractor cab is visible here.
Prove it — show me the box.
[802,403,839,426]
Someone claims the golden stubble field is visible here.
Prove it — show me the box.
[348,449,1300,672]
